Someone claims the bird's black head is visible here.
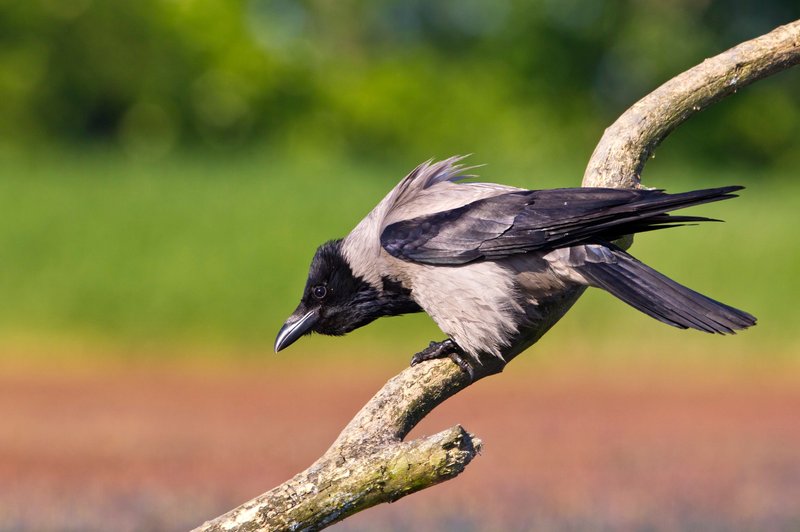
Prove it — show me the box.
[275,239,420,352]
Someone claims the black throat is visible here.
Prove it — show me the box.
[377,276,422,317]
[343,274,421,324]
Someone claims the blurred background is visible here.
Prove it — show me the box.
[1,1,799,530]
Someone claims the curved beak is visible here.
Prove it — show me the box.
[274,309,318,352]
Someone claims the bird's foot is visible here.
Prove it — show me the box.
[411,339,475,380]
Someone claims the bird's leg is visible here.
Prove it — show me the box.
[410,338,475,380]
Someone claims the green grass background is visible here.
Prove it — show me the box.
[1,149,797,362]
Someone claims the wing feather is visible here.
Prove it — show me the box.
[381,186,742,265]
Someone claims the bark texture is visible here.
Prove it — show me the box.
[195,19,800,532]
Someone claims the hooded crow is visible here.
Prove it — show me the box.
[275,157,756,375]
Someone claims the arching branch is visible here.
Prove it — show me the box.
[195,19,800,532]
[584,20,800,188]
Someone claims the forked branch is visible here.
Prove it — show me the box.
[196,19,800,532]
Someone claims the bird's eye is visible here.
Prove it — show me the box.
[312,285,327,299]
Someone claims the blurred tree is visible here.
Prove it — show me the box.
[1,0,798,167]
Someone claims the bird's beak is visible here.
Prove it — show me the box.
[274,309,319,352]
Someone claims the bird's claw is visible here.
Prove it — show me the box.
[411,339,475,380]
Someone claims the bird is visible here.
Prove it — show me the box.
[274,156,756,377]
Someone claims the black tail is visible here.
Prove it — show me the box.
[576,248,756,334]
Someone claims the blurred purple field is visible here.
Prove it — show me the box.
[1,347,799,531]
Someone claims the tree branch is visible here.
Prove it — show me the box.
[195,19,800,532]
[584,19,800,188]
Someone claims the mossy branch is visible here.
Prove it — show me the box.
[195,19,800,532]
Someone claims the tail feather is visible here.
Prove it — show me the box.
[576,248,756,334]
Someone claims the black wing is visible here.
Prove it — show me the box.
[380,186,742,265]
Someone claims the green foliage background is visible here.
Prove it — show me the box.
[5,0,800,166]
[1,1,799,358]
